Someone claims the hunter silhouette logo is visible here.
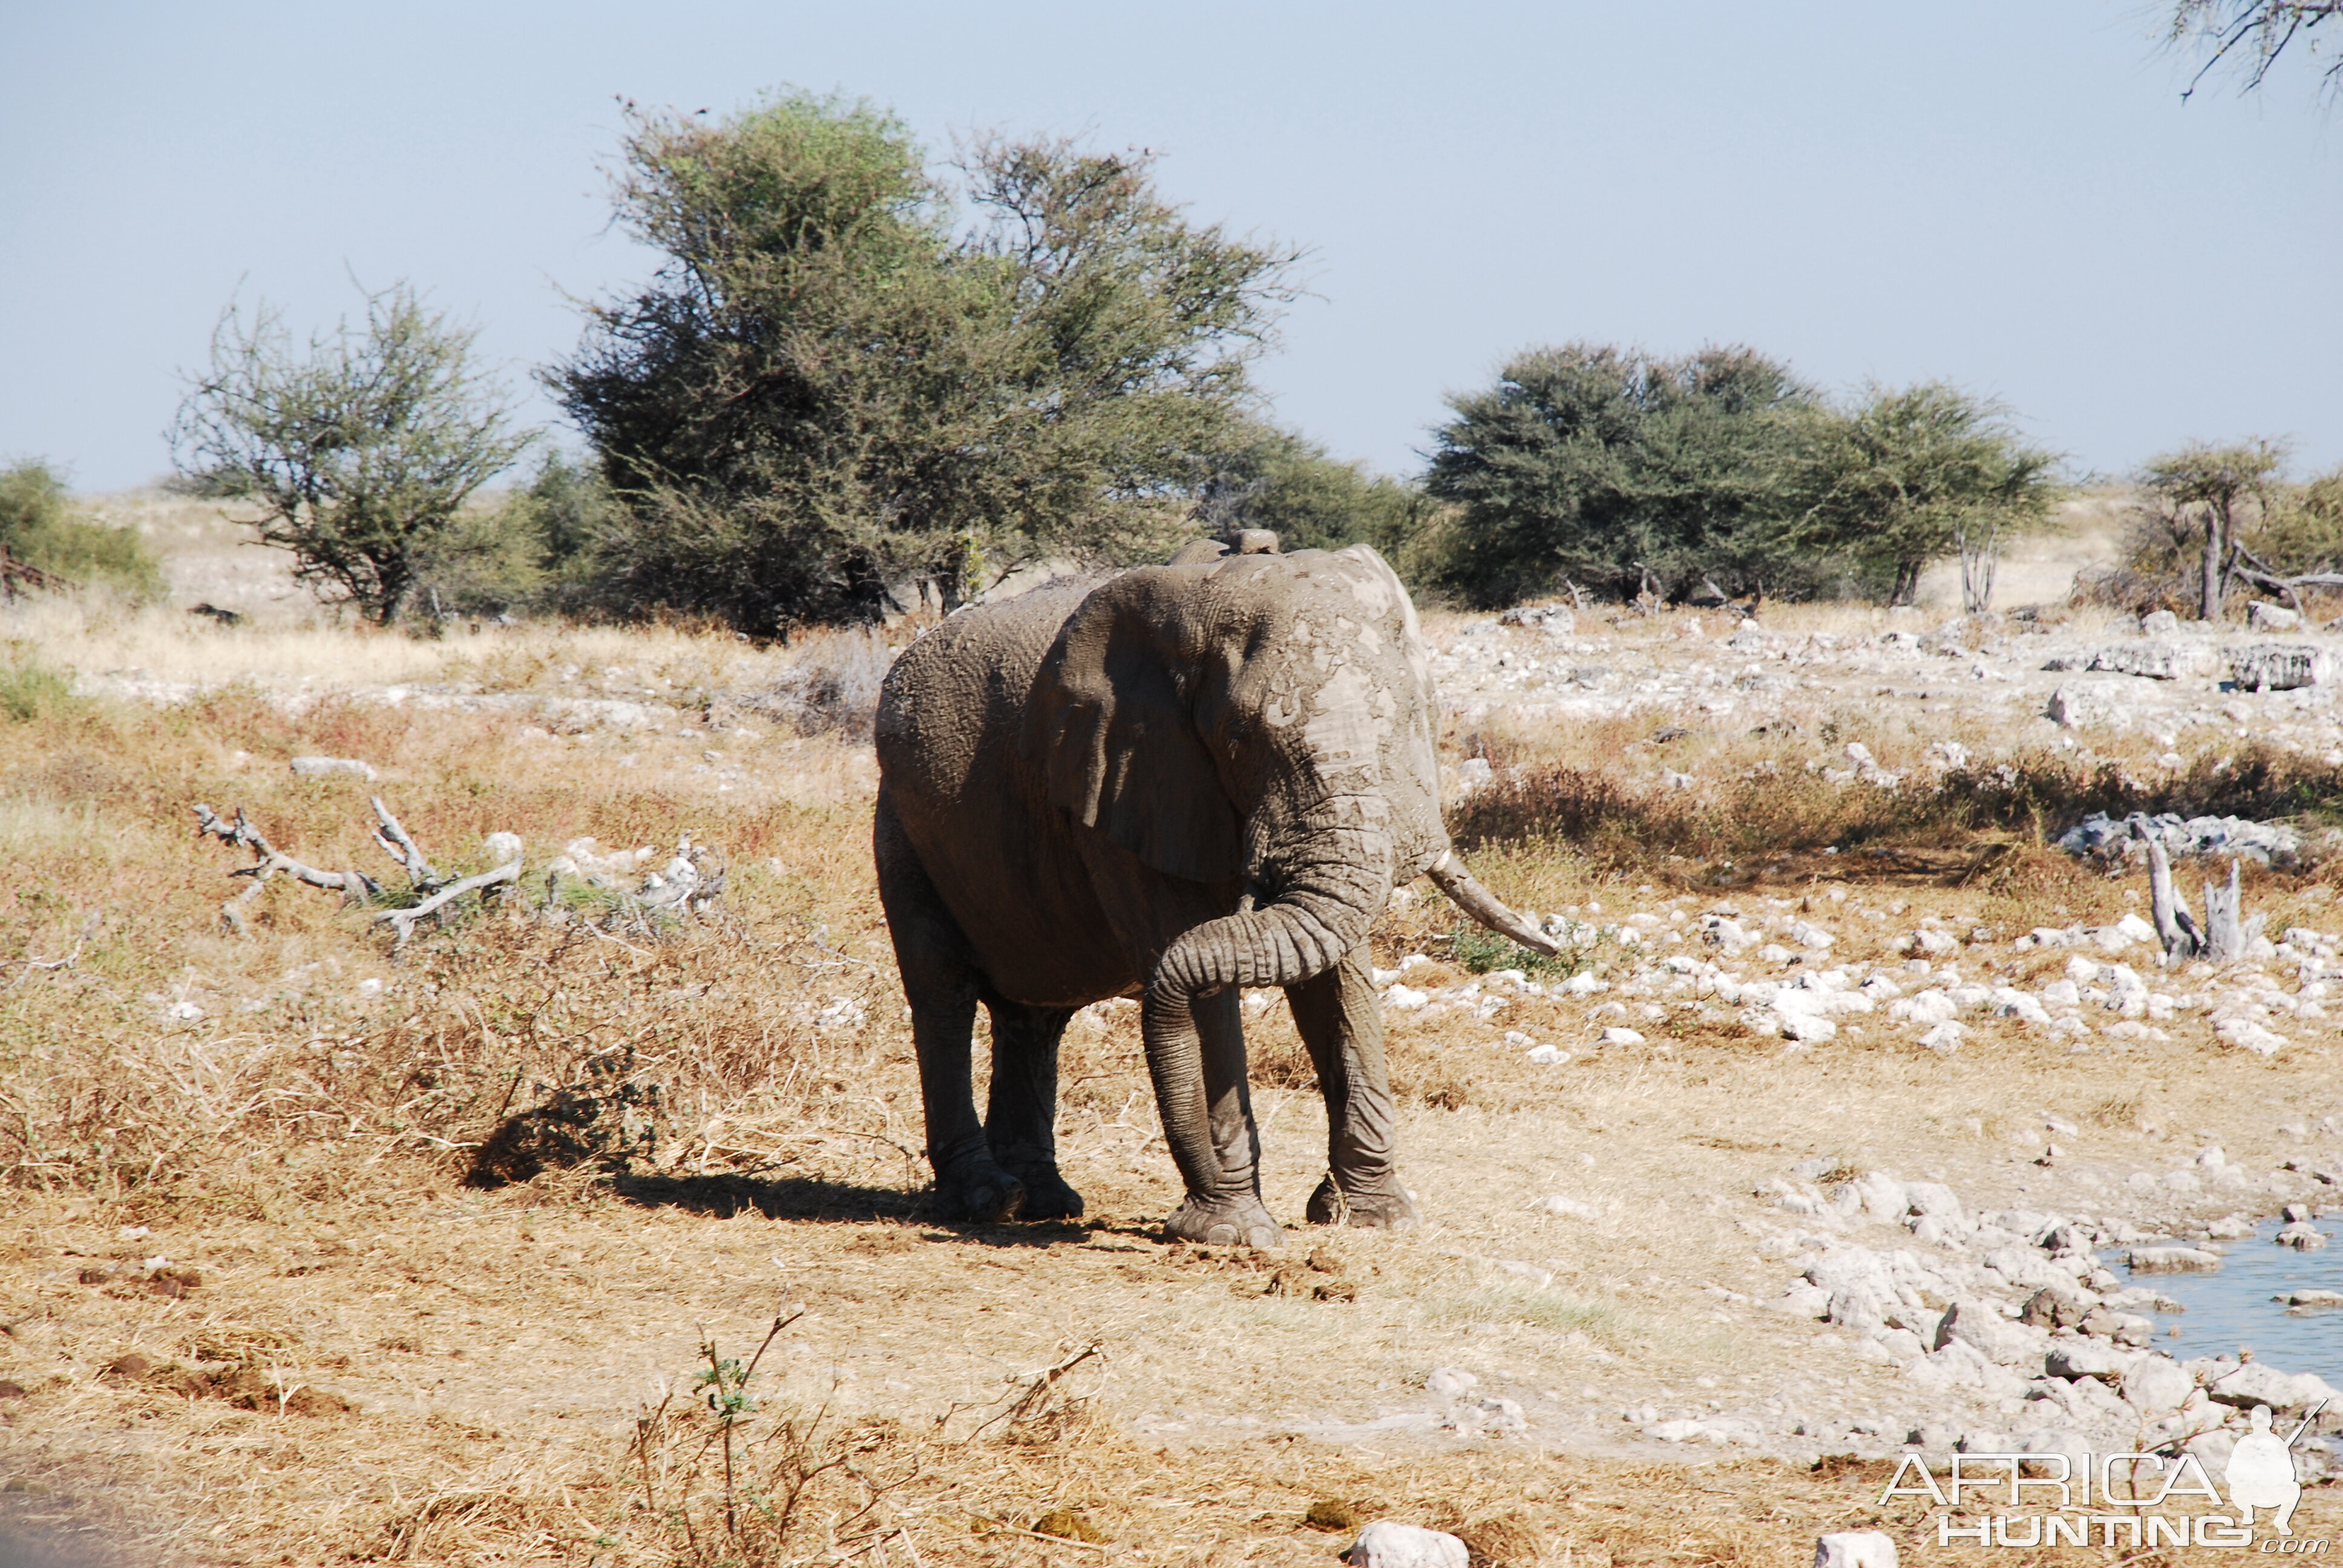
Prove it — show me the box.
[2226,1403,2316,1537]
[1879,1400,2329,1549]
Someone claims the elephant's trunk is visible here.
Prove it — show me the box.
[1426,850,1563,956]
[1143,843,1384,1202]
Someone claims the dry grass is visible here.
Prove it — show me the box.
[8,564,2343,1562]
[0,592,889,711]
[1450,722,2343,875]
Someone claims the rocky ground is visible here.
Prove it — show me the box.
[14,557,2343,1560]
[1338,595,2343,1480]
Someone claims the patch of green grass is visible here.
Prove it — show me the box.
[1423,1282,1638,1348]
[1449,923,1580,978]
[0,654,76,723]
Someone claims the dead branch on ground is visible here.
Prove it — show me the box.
[376,858,522,950]
[194,798,725,949]
[0,544,75,600]
[367,795,440,887]
[192,804,382,935]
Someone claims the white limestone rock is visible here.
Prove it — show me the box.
[1814,1530,1897,1568]
[287,755,378,781]
[1343,1521,1469,1568]
[2045,684,2118,727]
[2085,642,2219,680]
[2229,642,2332,691]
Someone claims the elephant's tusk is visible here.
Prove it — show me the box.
[1425,851,1563,956]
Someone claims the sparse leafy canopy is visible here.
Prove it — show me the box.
[2169,1,2343,102]
[550,92,1298,633]
[1795,383,2063,610]
[171,283,535,625]
[2134,437,2290,619]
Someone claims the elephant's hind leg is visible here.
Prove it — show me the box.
[982,999,1084,1220]
[1285,942,1417,1230]
[875,790,1024,1224]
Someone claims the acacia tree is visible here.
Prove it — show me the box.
[1190,422,1426,558]
[1797,384,2063,610]
[171,284,533,624]
[2170,1,2343,101]
[2137,439,2290,619]
[1423,342,1827,607]
[549,93,1297,633]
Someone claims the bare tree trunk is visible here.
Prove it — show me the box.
[1890,560,1922,607]
[2128,813,2201,963]
[2201,505,2224,621]
[1957,521,2002,615]
[2201,858,2259,964]
[1632,562,1661,616]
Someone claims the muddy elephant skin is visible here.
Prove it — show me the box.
[873,544,1543,1247]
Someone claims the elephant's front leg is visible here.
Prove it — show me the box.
[1286,943,1417,1230]
[1158,985,1283,1249]
[983,1000,1084,1220]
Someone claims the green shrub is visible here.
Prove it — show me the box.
[1448,924,1578,979]
[1423,348,2062,610]
[1196,423,1436,558]
[2255,465,2343,577]
[1423,343,1828,607]
[0,462,166,601]
[397,451,635,625]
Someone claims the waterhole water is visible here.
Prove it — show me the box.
[2126,1219,2343,1381]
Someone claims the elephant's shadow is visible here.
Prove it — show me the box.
[606,1170,1103,1247]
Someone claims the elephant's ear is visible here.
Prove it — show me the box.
[1024,569,1245,884]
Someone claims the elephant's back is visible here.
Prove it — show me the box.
[875,580,1097,802]
[876,578,1134,1004]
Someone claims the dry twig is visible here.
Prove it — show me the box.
[368,795,440,887]
[0,544,75,599]
[192,804,381,933]
[375,859,523,950]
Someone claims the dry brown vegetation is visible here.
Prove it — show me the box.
[8,557,2343,1563]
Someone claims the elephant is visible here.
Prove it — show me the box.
[871,538,1559,1249]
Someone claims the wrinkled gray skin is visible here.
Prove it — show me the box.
[872,544,1556,1248]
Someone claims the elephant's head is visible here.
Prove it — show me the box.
[1024,546,1554,1200]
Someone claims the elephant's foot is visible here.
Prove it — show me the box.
[1003,1165,1085,1221]
[1165,1192,1283,1249]
[1306,1175,1418,1231]
[932,1166,1026,1223]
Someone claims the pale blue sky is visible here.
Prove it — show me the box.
[2,3,2336,492]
